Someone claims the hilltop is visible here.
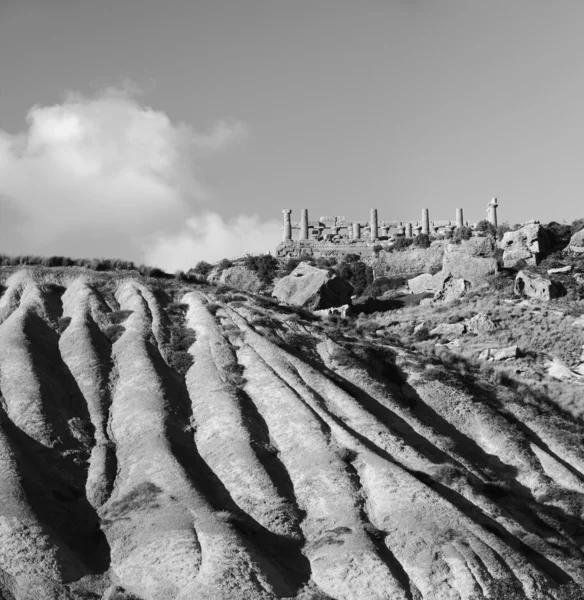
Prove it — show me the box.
[0,256,583,599]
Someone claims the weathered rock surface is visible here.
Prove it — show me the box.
[465,312,497,334]
[370,243,445,279]
[0,269,583,598]
[499,223,551,268]
[442,237,498,283]
[568,228,584,253]
[272,262,353,310]
[430,322,466,337]
[219,265,263,292]
[479,345,519,361]
[433,275,472,303]
[514,270,563,301]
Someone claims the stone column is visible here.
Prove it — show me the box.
[487,198,498,227]
[352,222,361,239]
[300,208,309,240]
[405,223,413,238]
[456,208,464,229]
[370,209,378,241]
[282,209,292,241]
[422,209,430,235]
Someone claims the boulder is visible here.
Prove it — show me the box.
[568,229,584,253]
[433,276,472,303]
[479,345,519,361]
[272,263,353,310]
[430,322,466,337]
[547,265,572,275]
[442,237,498,284]
[465,313,497,334]
[219,266,263,292]
[499,223,551,268]
[514,270,562,302]
[547,357,584,381]
[313,304,352,319]
[408,273,443,294]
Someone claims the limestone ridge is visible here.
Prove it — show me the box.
[0,269,583,598]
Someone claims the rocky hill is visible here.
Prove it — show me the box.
[0,267,584,599]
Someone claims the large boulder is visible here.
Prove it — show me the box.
[442,237,498,284]
[499,223,551,268]
[272,263,353,310]
[433,276,472,303]
[465,313,497,334]
[514,270,562,301]
[219,266,263,292]
[479,345,519,361]
[568,228,584,253]
[408,273,443,294]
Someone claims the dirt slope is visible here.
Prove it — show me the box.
[0,269,583,599]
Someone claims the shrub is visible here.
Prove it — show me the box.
[372,244,383,255]
[207,303,221,315]
[475,220,497,237]
[413,326,431,342]
[363,277,405,298]
[390,237,414,252]
[413,233,431,248]
[453,226,473,244]
[496,222,512,240]
[170,351,194,376]
[336,260,373,296]
[216,258,233,274]
[244,253,279,284]
[546,221,571,247]
[341,253,361,263]
[193,261,213,277]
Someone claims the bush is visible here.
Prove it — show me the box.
[475,220,497,237]
[363,277,405,298]
[390,238,414,252]
[207,303,221,315]
[216,258,233,274]
[244,253,279,284]
[193,261,213,277]
[413,233,431,248]
[413,326,431,342]
[336,260,373,296]
[170,351,194,376]
[341,253,361,263]
[453,226,473,244]
[496,222,512,241]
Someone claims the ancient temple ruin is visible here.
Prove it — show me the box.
[276,199,499,258]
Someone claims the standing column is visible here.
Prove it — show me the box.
[370,208,379,241]
[422,209,430,235]
[300,208,309,240]
[456,208,464,229]
[352,222,361,239]
[405,222,413,238]
[282,209,292,241]
[487,198,498,227]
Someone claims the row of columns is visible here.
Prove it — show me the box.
[282,202,498,241]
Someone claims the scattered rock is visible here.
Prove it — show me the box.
[572,315,584,328]
[436,338,462,351]
[433,276,472,303]
[413,321,428,334]
[442,237,498,284]
[574,274,584,285]
[479,345,519,361]
[313,304,352,319]
[514,270,562,302]
[499,223,551,268]
[547,265,572,275]
[465,313,497,334]
[568,228,584,253]
[430,322,466,337]
[547,357,584,381]
[219,266,263,292]
[272,263,353,310]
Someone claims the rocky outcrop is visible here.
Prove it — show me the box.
[442,237,498,283]
[272,262,353,310]
[479,345,519,361]
[499,223,551,268]
[219,266,263,292]
[568,228,584,253]
[433,275,472,303]
[430,322,466,337]
[465,313,497,334]
[0,269,583,598]
[514,270,563,301]
[407,273,441,294]
[370,242,445,279]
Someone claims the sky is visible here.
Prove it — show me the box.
[1,1,584,270]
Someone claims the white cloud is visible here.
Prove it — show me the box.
[145,213,282,272]
[0,87,278,269]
